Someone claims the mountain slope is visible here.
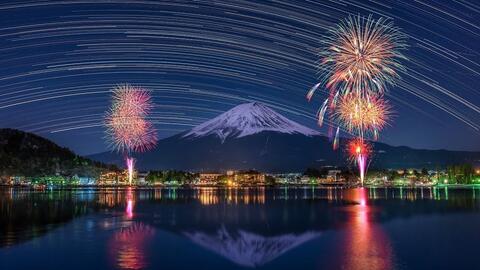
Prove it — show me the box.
[89,103,480,172]
[183,102,319,142]
[0,128,115,176]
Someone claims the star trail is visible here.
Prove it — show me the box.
[0,0,479,154]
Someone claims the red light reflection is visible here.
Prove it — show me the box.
[340,188,394,270]
[109,223,155,270]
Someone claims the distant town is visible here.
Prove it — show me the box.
[1,163,479,188]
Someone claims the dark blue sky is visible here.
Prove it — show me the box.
[0,0,479,155]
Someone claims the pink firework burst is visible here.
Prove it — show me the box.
[105,84,157,153]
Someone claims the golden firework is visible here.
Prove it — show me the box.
[334,93,391,139]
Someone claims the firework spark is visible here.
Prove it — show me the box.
[333,126,340,150]
[319,15,407,97]
[347,138,372,185]
[307,15,405,144]
[334,93,391,140]
[105,84,157,153]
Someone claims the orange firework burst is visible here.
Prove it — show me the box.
[320,15,407,96]
[307,15,405,141]
[334,93,391,139]
[347,138,372,159]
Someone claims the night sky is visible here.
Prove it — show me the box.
[0,0,479,155]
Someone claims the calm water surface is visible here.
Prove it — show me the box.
[1,187,479,270]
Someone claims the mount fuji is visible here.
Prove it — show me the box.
[183,102,319,142]
[90,102,480,172]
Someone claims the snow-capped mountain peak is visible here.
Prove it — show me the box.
[183,102,320,141]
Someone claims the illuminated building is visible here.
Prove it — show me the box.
[136,172,148,185]
[198,173,222,185]
[99,171,134,186]
[326,170,342,182]
[72,175,96,185]
[233,172,265,186]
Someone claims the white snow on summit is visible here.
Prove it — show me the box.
[183,102,320,142]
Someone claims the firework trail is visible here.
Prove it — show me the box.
[333,127,340,150]
[317,98,329,126]
[307,83,321,101]
[347,138,372,185]
[126,157,135,187]
[105,83,157,185]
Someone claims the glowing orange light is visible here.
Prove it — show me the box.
[334,92,391,139]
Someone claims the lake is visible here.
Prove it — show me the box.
[0,187,479,270]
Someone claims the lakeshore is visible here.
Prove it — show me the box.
[1,186,480,270]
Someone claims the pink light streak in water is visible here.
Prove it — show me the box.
[332,188,394,270]
[109,222,155,270]
[126,200,133,219]
[126,187,134,218]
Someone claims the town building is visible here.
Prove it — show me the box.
[326,170,342,182]
[72,175,96,185]
[198,173,223,185]
[98,171,131,185]
[137,172,149,185]
[233,171,265,186]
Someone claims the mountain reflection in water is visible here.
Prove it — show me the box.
[1,187,480,270]
[185,228,320,267]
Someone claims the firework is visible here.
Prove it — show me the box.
[105,84,157,185]
[307,15,404,143]
[334,93,391,139]
[307,15,405,185]
[347,138,372,185]
[105,84,157,153]
[106,113,157,153]
[319,15,406,98]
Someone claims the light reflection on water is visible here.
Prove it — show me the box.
[0,187,480,270]
[110,222,155,270]
[340,188,393,270]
